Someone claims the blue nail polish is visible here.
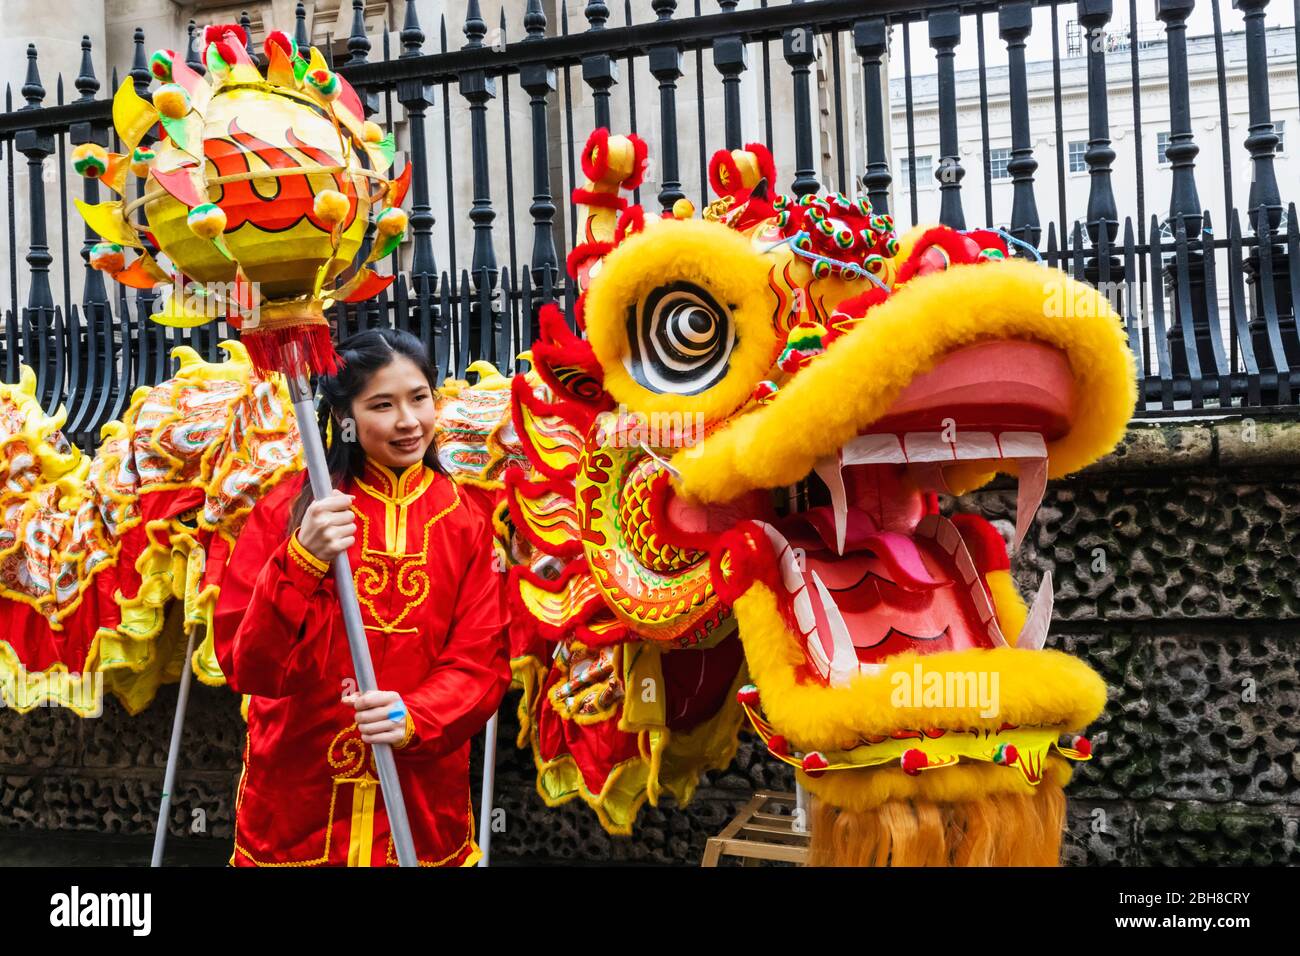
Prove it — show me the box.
[387,708,406,722]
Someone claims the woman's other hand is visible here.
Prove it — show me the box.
[296,491,356,564]
[345,689,412,747]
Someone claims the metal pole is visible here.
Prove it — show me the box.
[476,712,499,866]
[150,629,197,866]
[282,342,419,867]
[793,780,810,835]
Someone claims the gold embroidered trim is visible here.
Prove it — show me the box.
[288,531,329,577]
[356,461,437,552]
[384,797,478,866]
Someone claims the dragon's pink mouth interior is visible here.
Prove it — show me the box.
[671,340,1078,687]
[762,496,995,677]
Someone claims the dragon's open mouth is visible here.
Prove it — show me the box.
[665,340,1072,687]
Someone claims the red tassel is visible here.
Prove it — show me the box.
[241,325,341,378]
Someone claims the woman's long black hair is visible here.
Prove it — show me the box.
[286,327,444,536]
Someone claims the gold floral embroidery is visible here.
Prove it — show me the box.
[351,489,462,635]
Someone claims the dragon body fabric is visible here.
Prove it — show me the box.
[1,127,1135,867]
[0,342,300,717]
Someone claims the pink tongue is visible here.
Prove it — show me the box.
[791,507,942,591]
[856,531,943,590]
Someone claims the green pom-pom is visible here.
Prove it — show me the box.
[306,69,341,100]
[149,49,175,83]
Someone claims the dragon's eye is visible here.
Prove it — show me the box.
[627,281,736,395]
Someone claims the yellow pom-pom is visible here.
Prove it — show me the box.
[361,121,384,144]
[376,207,408,237]
[153,83,190,120]
[187,202,227,239]
[129,146,156,179]
[314,189,350,225]
[672,198,696,219]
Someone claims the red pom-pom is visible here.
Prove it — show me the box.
[265,29,295,61]
[766,735,788,758]
[901,748,928,776]
[1073,735,1092,758]
[801,752,829,777]
[736,684,760,708]
[994,743,1018,766]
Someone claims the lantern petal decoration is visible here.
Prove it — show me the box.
[111,80,158,155]
[75,198,142,248]
[74,22,409,378]
[153,284,219,328]
[265,40,297,89]
[388,163,412,208]
[113,254,170,290]
[337,270,397,303]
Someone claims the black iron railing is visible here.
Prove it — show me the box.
[1,0,1297,451]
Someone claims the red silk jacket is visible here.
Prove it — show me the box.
[213,458,510,866]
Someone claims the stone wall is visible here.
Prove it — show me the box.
[1,416,1296,865]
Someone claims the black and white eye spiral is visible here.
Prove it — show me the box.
[625,281,736,395]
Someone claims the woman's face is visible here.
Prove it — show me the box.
[347,354,438,471]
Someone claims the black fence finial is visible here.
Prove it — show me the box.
[75,35,99,103]
[585,0,609,29]
[464,0,487,49]
[348,0,371,65]
[401,0,424,56]
[21,44,45,109]
[524,0,547,39]
[295,2,311,50]
[129,27,149,96]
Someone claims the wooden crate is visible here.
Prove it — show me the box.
[700,790,810,866]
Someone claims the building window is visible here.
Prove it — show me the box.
[1068,141,1088,173]
[900,154,933,189]
[1275,119,1286,154]
[989,148,1012,181]
[1157,131,1171,165]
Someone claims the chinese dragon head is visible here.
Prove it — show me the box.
[501,128,1135,865]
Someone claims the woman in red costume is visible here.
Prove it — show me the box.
[214,328,510,867]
